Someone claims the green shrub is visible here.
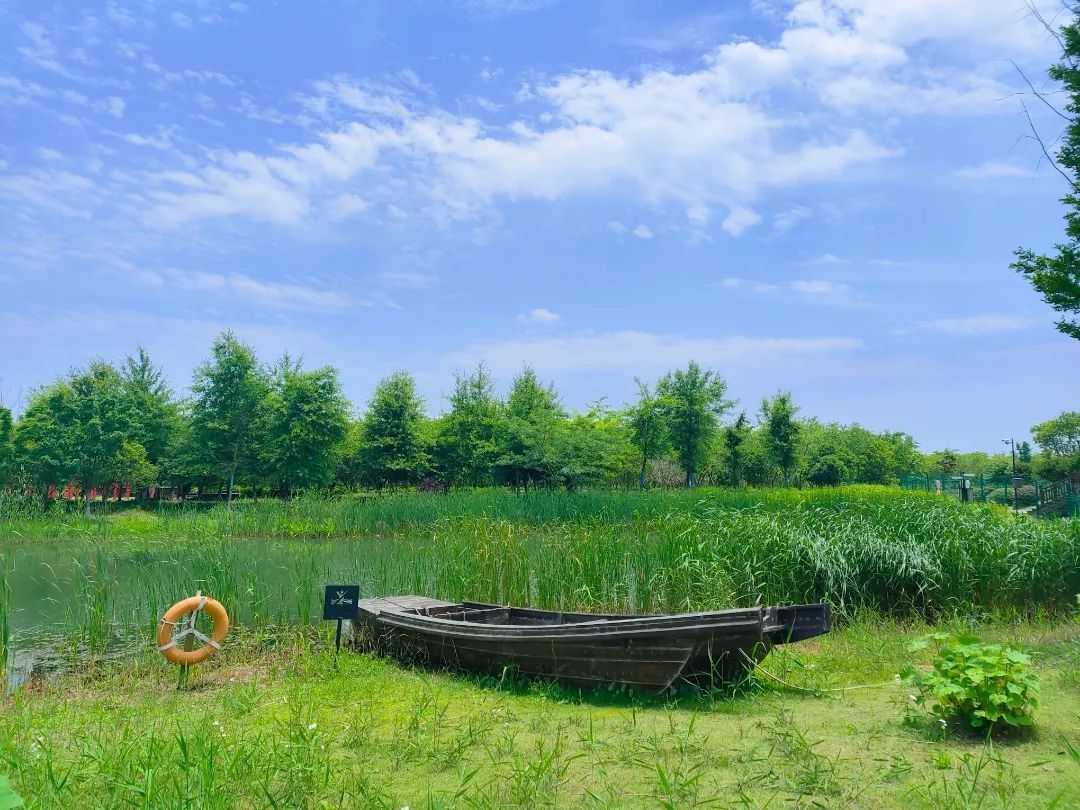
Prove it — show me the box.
[901,633,1039,733]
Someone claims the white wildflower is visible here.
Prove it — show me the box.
[307,722,317,731]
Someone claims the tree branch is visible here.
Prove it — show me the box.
[1019,98,1075,186]
[1011,60,1072,121]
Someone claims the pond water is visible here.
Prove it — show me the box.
[3,538,369,633]
[0,536,406,688]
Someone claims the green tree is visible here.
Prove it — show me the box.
[495,368,565,490]
[624,379,669,489]
[0,406,15,517]
[335,419,366,488]
[760,392,800,486]
[722,411,751,486]
[656,362,733,487]
[358,371,429,488]
[1018,441,1033,463]
[931,448,960,475]
[16,363,133,516]
[262,356,350,497]
[1012,9,1080,339]
[120,347,178,496]
[0,406,14,485]
[436,365,500,487]
[805,450,851,487]
[880,431,922,481]
[1031,411,1080,483]
[1032,411,1080,455]
[115,439,157,492]
[187,332,269,504]
[551,401,633,491]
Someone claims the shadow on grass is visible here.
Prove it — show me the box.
[357,653,778,711]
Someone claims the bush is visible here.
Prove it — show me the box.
[902,633,1039,733]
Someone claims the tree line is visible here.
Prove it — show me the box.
[0,331,1076,513]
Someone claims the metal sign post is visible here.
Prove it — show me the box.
[323,585,360,665]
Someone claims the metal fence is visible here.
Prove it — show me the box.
[900,474,1077,516]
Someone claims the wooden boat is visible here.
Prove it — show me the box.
[352,595,831,693]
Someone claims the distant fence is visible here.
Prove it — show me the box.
[900,474,1077,516]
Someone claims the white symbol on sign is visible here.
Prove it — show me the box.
[331,590,354,607]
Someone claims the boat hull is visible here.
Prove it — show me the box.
[351,595,830,694]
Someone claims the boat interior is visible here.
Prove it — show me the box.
[412,602,632,626]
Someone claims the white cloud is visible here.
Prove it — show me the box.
[869,257,919,267]
[615,12,738,54]
[454,0,557,16]
[447,329,861,376]
[0,168,97,217]
[36,147,62,161]
[133,44,899,235]
[122,130,173,150]
[717,277,866,306]
[136,269,355,312]
[517,307,562,325]
[102,97,126,118]
[326,192,370,221]
[18,22,67,76]
[787,0,1059,55]
[721,206,763,236]
[803,252,848,265]
[954,160,1033,179]
[5,0,1058,247]
[900,314,1036,336]
[773,205,813,233]
[378,271,435,289]
[170,12,194,28]
[632,224,653,239]
[0,74,51,105]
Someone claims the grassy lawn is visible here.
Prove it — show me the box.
[3,618,1078,808]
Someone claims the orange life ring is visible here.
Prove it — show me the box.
[157,595,229,665]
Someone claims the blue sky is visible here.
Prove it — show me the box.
[1,0,1078,452]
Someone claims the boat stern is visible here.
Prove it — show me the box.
[765,603,832,644]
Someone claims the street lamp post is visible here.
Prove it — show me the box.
[1002,438,1018,512]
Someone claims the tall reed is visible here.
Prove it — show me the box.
[2,488,1078,663]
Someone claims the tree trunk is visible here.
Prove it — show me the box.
[227,468,235,508]
[84,486,92,519]
[639,454,647,489]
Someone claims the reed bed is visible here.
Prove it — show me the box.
[0,486,933,542]
[2,487,1078,666]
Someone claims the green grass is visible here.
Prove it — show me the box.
[2,619,1078,808]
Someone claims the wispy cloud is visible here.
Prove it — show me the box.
[773,205,814,233]
[717,277,868,306]
[611,11,737,53]
[447,330,861,376]
[453,0,559,17]
[379,271,436,289]
[954,159,1033,179]
[802,252,849,265]
[136,269,357,313]
[897,314,1036,335]
[869,258,920,268]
